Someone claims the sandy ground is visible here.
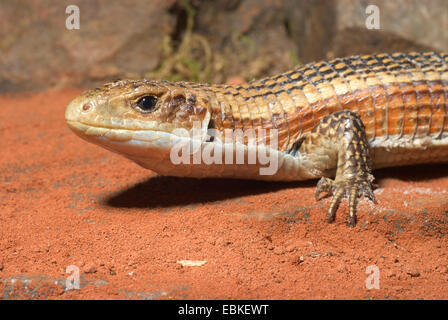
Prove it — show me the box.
[1,89,448,300]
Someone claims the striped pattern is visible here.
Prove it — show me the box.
[200,52,448,151]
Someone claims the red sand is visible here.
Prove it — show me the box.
[1,89,448,299]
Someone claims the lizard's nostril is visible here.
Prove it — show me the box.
[82,103,91,111]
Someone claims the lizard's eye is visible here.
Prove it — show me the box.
[136,95,158,113]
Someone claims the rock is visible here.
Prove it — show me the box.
[406,267,421,277]
[176,260,207,267]
[84,263,97,274]
[1,0,447,93]
[291,256,305,265]
[0,0,175,92]
[273,246,285,255]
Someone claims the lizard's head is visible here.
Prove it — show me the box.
[65,79,212,162]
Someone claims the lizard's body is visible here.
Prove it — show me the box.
[65,52,448,225]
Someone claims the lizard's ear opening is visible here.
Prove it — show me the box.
[201,108,211,140]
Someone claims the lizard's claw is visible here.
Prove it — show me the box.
[315,175,377,226]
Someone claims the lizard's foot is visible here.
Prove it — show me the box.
[299,110,378,226]
[298,110,379,226]
[315,174,377,226]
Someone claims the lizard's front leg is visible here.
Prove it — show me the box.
[298,110,377,226]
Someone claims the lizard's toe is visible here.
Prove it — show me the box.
[315,177,335,201]
[316,175,377,226]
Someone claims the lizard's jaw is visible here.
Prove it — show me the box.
[66,119,176,160]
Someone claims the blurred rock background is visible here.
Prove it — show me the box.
[0,0,447,93]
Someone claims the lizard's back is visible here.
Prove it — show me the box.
[204,52,448,169]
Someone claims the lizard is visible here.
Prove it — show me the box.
[65,52,448,226]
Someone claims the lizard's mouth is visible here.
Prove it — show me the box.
[66,120,161,142]
[66,119,181,160]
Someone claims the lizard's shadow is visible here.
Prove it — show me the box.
[374,163,448,182]
[104,164,448,209]
[104,176,314,209]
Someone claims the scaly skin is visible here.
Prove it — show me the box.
[65,52,448,226]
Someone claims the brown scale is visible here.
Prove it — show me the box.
[371,54,405,138]
[392,53,421,137]
[278,89,303,150]
[341,57,376,140]
[203,52,448,152]
[89,53,448,148]
[306,62,340,121]
[416,52,447,137]
[212,88,236,131]
[408,53,433,138]
[439,53,448,133]
[260,83,293,150]
[360,56,390,139]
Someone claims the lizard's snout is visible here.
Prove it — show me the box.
[65,96,94,123]
[65,95,98,136]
